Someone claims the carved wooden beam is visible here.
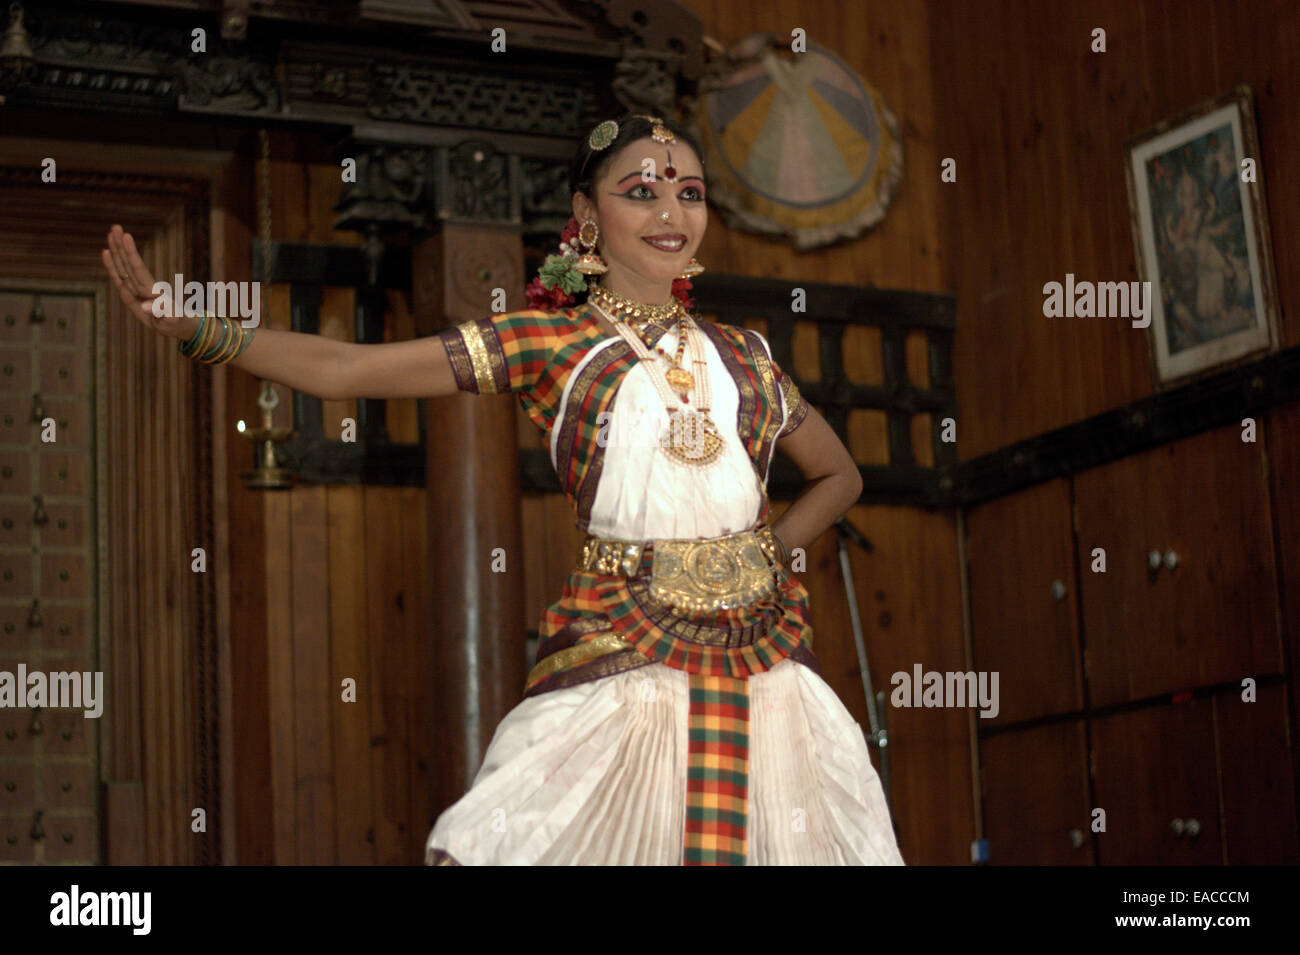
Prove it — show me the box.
[6,1,698,122]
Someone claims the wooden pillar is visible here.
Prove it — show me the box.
[412,223,528,815]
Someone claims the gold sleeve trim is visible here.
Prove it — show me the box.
[779,373,809,436]
[460,321,499,395]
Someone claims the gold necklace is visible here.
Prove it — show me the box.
[657,331,693,398]
[591,299,724,468]
[588,281,682,335]
[587,281,694,394]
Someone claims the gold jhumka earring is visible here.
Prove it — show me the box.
[574,217,607,275]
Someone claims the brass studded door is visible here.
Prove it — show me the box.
[0,285,105,864]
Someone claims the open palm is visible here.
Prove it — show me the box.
[100,225,184,338]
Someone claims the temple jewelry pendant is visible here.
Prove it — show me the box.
[664,367,694,392]
[661,409,724,466]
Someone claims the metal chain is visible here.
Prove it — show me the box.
[256,129,277,414]
[258,129,272,264]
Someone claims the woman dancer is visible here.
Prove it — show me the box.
[101,112,904,866]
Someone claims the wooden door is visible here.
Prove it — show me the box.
[0,288,102,864]
[0,157,220,864]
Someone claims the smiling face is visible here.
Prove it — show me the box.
[572,135,707,299]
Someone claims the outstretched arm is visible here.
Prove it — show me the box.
[335,336,459,399]
[102,225,459,400]
[770,406,863,562]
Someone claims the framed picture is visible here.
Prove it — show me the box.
[1124,84,1281,387]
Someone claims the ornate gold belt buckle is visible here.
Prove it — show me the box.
[581,537,644,576]
[649,530,777,613]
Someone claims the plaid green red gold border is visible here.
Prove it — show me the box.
[685,673,750,865]
[594,566,812,678]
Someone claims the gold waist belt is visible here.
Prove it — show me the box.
[578,525,781,613]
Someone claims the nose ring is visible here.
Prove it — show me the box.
[659,211,670,222]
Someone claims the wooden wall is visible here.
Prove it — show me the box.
[929,0,1300,860]
[931,0,1298,457]
[226,131,434,865]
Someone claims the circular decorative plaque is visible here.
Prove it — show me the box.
[690,33,904,250]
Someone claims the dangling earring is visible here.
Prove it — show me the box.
[575,217,607,275]
[676,257,704,279]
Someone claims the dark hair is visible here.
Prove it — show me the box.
[568,112,706,201]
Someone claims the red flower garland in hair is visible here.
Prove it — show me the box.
[526,216,696,313]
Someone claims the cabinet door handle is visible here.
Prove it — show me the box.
[1184,817,1201,837]
[1068,827,1085,849]
[1170,817,1185,836]
[1050,579,1067,601]
[1148,550,1181,573]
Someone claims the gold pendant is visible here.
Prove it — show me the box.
[664,367,694,391]
[662,409,723,466]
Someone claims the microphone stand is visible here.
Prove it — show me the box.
[833,516,894,816]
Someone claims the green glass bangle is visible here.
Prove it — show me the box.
[234,325,255,357]
[200,319,232,361]
[211,322,243,364]
[178,311,209,357]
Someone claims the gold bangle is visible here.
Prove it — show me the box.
[208,319,241,364]
[214,324,246,365]
[193,312,221,360]
[200,318,230,363]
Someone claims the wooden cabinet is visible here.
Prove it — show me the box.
[1091,698,1223,865]
[1214,682,1299,864]
[967,478,1083,724]
[982,720,1093,865]
[1073,426,1281,706]
[1090,683,1297,864]
[972,422,1297,864]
